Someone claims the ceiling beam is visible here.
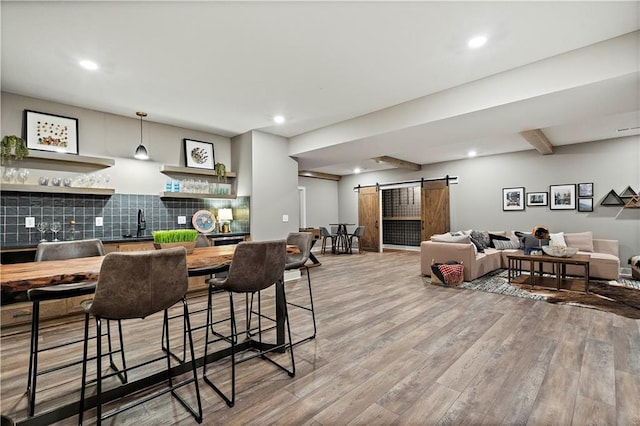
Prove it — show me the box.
[371,156,421,171]
[298,171,342,181]
[520,129,554,155]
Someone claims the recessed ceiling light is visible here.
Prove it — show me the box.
[468,150,477,157]
[354,168,361,174]
[79,60,98,70]
[273,115,285,124]
[467,35,487,49]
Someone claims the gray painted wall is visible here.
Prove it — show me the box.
[1,92,232,195]
[297,176,339,230]
[337,137,640,262]
[249,131,300,241]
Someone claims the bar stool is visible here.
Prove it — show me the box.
[283,232,316,345]
[161,233,229,362]
[79,247,202,425]
[26,239,126,417]
[348,225,365,253]
[203,240,295,407]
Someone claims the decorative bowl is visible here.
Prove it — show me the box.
[542,246,578,258]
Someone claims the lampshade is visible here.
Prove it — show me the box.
[217,208,233,221]
[134,111,149,160]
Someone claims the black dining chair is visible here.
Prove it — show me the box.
[79,247,202,425]
[319,226,335,254]
[203,240,295,407]
[348,226,366,254]
[26,239,126,417]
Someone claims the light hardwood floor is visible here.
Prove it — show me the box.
[1,250,639,425]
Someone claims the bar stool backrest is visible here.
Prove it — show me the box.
[35,239,104,261]
[354,226,365,237]
[87,246,188,320]
[285,232,312,269]
[214,240,286,293]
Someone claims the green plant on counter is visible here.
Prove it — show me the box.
[152,229,198,243]
[1,135,29,165]
[214,162,227,182]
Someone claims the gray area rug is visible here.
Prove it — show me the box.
[425,269,640,319]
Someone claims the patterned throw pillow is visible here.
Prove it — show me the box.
[493,240,521,250]
[470,230,490,250]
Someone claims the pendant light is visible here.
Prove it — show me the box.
[134,111,149,160]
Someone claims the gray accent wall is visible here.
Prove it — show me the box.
[297,176,339,230]
[337,137,640,263]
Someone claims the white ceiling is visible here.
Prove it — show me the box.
[2,1,639,176]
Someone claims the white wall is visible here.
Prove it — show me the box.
[1,92,232,194]
[231,131,253,197]
[337,137,640,262]
[250,131,300,241]
[297,176,339,230]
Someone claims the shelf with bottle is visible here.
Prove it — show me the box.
[159,164,237,199]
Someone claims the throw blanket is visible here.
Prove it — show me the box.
[630,255,640,268]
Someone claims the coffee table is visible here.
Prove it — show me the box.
[507,252,591,293]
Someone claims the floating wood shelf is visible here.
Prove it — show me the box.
[160,165,236,178]
[26,150,115,167]
[1,184,114,196]
[159,192,236,200]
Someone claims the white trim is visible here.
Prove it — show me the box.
[298,186,307,229]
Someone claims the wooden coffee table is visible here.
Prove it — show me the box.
[507,252,591,293]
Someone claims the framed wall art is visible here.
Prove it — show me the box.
[502,187,525,211]
[578,198,594,212]
[25,110,79,154]
[526,192,548,207]
[550,184,576,210]
[184,139,215,170]
[578,182,593,197]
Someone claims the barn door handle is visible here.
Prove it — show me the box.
[375,220,379,229]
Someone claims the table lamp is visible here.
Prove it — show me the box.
[217,208,233,233]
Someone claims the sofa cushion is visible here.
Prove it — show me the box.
[565,231,594,252]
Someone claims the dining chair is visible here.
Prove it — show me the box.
[78,247,202,425]
[26,239,126,417]
[319,226,335,254]
[203,240,295,407]
[348,226,366,253]
[283,232,316,345]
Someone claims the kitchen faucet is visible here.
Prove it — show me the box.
[137,209,146,237]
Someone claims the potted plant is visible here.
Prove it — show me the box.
[214,162,227,182]
[1,135,29,165]
[152,229,198,254]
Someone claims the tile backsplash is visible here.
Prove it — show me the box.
[0,193,250,247]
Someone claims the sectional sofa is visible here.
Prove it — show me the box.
[420,230,620,282]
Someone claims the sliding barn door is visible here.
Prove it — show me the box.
[421,181,450,241]
[357,186,380,252]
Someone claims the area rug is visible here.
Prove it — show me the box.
[426,269,640,320]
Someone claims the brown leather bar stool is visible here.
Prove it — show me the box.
[26,239,126,417]
[203,240,295,407]
[78,247,202,425]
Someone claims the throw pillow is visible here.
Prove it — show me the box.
[489,233,510,248]
[431,234,471,244]
[521,234,550,250]
[564,231,594,252]
[549,232,567,247]
[470,230,490,249]
[469,235,485,253]
[493,239,521,250]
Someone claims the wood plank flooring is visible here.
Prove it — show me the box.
[1,250,639,425]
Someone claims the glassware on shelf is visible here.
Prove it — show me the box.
[52,177,62,186]
[37,222,49,242]
[38,176,49,186]
[17,168,29,184]
[50,221,61,242]
[2,168,17,183]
